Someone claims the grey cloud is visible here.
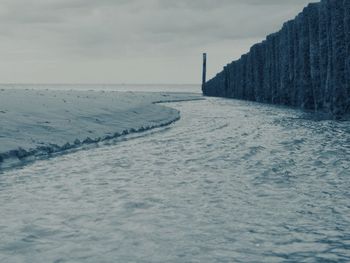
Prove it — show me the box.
[0,0,315,83]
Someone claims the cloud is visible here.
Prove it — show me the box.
[0,0,315,83]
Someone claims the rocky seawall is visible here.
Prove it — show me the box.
[203,0,350,118]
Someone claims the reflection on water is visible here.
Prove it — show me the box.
[1,98,350,262]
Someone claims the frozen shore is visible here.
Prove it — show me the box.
[0,89,200,167]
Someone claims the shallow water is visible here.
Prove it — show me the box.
[1,98,350,262]
[0,83,201,93]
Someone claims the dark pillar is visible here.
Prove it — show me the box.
[202,53,207,93]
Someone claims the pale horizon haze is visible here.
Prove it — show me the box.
[0,0,314,84]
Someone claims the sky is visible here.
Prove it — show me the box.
[0,0,315,84]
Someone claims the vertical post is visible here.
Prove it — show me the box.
[202,53,207,92]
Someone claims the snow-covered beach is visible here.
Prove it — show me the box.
[0,88,200,168]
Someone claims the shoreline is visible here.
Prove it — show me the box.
[0,89,201,170]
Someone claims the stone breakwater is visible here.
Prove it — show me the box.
[203,0,350,118]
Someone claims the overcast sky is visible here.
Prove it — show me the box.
[0,0,314,84]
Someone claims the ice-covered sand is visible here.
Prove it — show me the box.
[0,89,200,167]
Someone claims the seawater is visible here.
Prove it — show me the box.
[0,84,201,93]
[0,98,349,262]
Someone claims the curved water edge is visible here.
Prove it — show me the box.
[1,98,349,262]
[0,108,179,171]
[0,90,202,170]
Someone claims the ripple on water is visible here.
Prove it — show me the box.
[0,98,350,262]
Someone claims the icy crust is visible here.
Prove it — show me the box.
[0,89,200,167]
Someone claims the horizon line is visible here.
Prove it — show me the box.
[0,83,201,86]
